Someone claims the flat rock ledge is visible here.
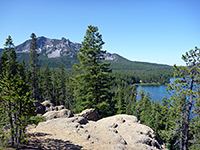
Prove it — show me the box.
[27,114,166,150]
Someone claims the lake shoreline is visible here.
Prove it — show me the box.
[133,83,162,86]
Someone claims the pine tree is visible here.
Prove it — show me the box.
[0,36,35,149]
[29,33,39,100]
[0,35,15,78]
[135,89,145,118]
[72,25,112,118]
[125,85,137,115]
[0,35,16,147]
[167,47,200,150]
[18,60,26,82]
[0,49,8,77]
[189,89,200,149]
[150,100,160,134]
[43,64,52,101]
[139,92,152,126]
[57,65,66,105]
[51,68,58,105]
[116,90,126,114]
[157,96,171,144]
[65,77,74,109]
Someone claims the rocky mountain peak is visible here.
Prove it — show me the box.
[0,36,118,65]
[8,36,117,60]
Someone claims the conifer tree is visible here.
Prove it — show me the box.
[0,35,16,147]
[43,64,52,101]
[116,90,126,114]
[135,89,145,118]
[139,92,152,126]
[158,96,171,144]
[29,33,39,100]
[125,85,137,115]
[65,77,74,109]
[72,25,112,118]
[0,50,8,77]
[167,47,200,150]
[150,99,163,137]
[51,68,58,105]
[18,60,26,82]
[57,65,66,105]
[0,36,35,149]
[0,35,15,78]
[37,68,44,101]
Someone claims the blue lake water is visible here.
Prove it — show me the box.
[136,79,197,118]
[136,85,169,102]
[136,78,177,102]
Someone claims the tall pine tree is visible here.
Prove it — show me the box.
[44,64,52,101]
[72,25,112,118]
[29,33,39,100]
[167,47,200,150]
[0,36,35,149]
[51,68,58,105]
[57,65,66,105]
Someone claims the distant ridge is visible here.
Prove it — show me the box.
[0,36,172,73]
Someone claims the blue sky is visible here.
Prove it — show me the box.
[0,0,200,66]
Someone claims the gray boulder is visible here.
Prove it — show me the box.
[43,109,73,120]
[77,108,99,121]
[59,109,74,118]
[42,111,59,120]
[41,100,54,112]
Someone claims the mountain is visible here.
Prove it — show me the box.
[8,36,117,60]
[15,36,82,58]
[0,36,119,67]
[0,36,172,75]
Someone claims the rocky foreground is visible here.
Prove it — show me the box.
[26,101,166,150]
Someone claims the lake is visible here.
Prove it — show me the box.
[136,78,178,102]
[136,85,169,102]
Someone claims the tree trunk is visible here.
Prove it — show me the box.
[8,103,14,147]
[183,78,194,150]
[17,101,22,149]
[180,115,183,150]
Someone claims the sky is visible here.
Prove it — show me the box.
[0,0,200,66]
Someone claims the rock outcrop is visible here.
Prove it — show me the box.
[36,101,74,120]
[32,101,165,149]
[27,114,165,150]
[35,101,98,121]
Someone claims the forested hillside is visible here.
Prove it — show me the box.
[0,37,173,85]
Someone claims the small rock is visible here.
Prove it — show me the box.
[42,111,59,120]
[42,100,54,108]
[46,106,55,112]
[55,105,66,111]
[58,109,74,118]
[34,102,45,114]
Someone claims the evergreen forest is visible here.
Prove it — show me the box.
[0,26,199,150]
